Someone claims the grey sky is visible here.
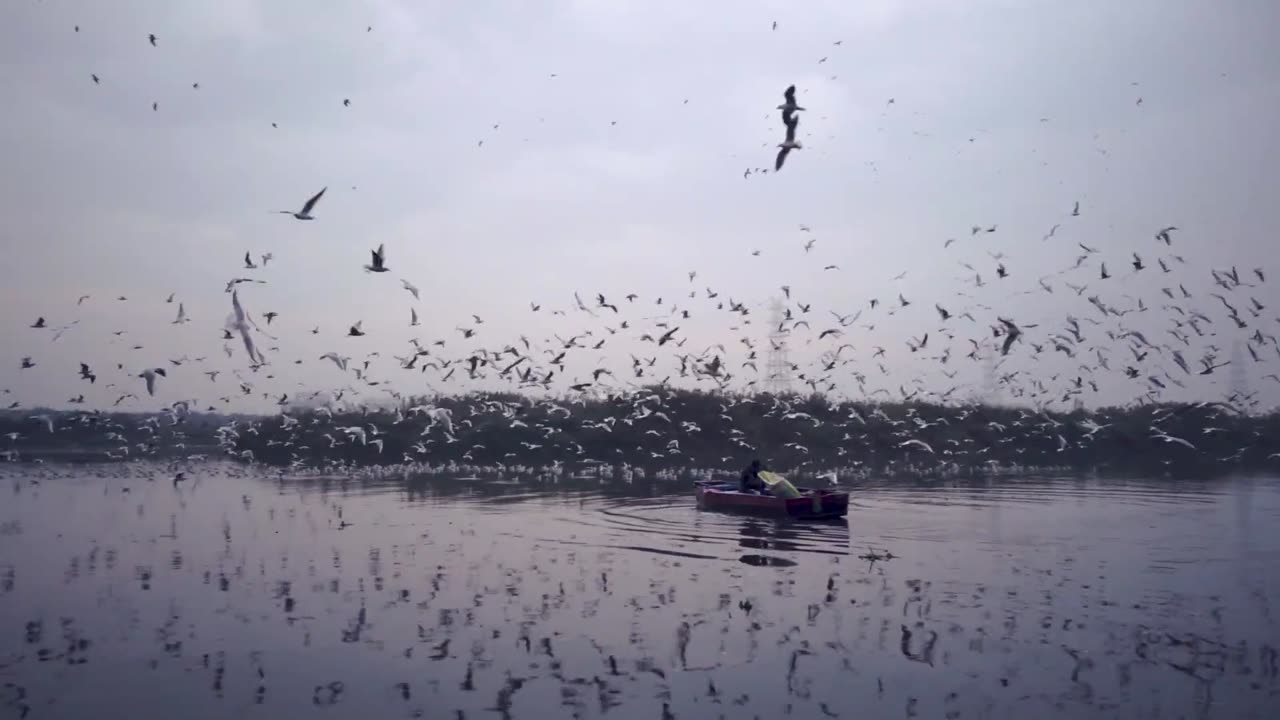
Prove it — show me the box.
[2,0,1279,413]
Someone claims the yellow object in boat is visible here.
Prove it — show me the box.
[757,471,802,499]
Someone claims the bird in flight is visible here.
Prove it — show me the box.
[776,109,801,171]
[777,84,805,115]
[139,368,166,396]
[365,244,389,273]
[278,187,327,220]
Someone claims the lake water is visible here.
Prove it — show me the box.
[1,463,1278,719]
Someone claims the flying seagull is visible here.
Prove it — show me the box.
[401,279,420,300]
[777,84,805,115]
[227,290,265,366]
[278,187,326,220]
[998,318,1022,356]
[364,244,389,272]
[775,111,801,171]
[139,367,167,396]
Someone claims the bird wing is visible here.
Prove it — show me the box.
[775,146,790,171]
[301,187,326,214]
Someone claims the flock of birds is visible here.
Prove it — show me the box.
[3,19,1279,476]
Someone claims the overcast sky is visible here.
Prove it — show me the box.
[1,0,1278,413]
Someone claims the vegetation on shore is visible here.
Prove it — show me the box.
[5,387,1277,476]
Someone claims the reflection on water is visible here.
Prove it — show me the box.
[1,463,1278,719]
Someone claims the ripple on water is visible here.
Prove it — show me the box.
[1,463,1278,719]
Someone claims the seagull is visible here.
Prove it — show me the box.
[348,321,365,337]
[139,368,167,396]
[320,353,349,371]
[172,303,188,324]
[227,290,265,366]
[243,251,258,269]
[30,317,45,329]
[1155,226,1177,244]
[775,111,801,171]
[278,187,326,220]
[777,84,805,115]
[148,33,156,46]
[401,279,420,300]
[364,244,389,272]
[1152,432,1196,450]
[410,307,420,326]
[998,318,1022,355]
[898,439,935,454]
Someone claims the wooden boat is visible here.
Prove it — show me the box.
[695,480,849,520]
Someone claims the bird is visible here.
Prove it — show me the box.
[228,290,265,366]
[278,187,326,220]
[30,317,45,329]
[898,439,935,454]
[777,85,805,115]
[998,318,1022,356]
[364,244,389,272]
[172,303,188,324]
[348,321,365,337]
[401,279,420,300]
[775,110,802,171]
[148,33,156,46]
[139,368,167,396]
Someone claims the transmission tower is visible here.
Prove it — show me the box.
[765,297,794,395]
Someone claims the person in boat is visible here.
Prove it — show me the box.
[740,459,769,494]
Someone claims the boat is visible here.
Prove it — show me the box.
[694,479,849,520]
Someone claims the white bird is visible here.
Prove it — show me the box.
[1152,432,1196,450]
[320,352,349,371]
[278,187,326,220]
[227,290,265,366]
[401,279,420,300]
[898,439,935,454]
[139,368,167,396]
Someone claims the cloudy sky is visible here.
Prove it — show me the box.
[1,0,1278,413]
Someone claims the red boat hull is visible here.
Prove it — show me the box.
[695,483,849,520]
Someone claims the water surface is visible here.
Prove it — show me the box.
[1,464,1278,719]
